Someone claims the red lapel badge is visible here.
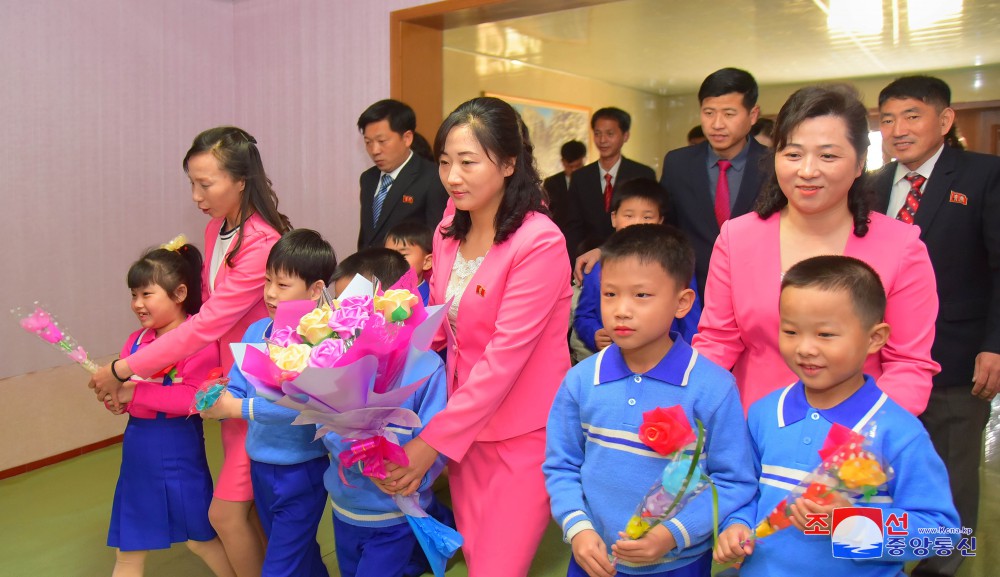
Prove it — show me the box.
[402,195,415,204]
[476,285,486,297]
[949,191,968,205]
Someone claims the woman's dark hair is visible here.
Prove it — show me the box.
[754,84,874,236]
[127,244,204,315]
[183,127,292,266]
[434,97,548,244]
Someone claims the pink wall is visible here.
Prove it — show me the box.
[2,0,429,380]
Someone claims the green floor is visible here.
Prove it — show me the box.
[1,419,996,576]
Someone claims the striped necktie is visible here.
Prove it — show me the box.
[372,173,393,226]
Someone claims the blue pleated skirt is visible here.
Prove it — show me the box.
[107,414,217,551]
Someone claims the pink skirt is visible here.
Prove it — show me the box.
[214,418,253,501]
[449,428,551,577]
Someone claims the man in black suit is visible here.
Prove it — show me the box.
[564,107,656,260]
[543,139,587,238]
[356,99,448,250]
[660,68,766,298]
[874,76,1000,577]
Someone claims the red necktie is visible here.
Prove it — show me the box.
[896,172,926,224]
[603,173,614,212]
[714,159,732,227]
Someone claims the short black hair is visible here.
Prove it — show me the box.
[591,107,631,133]
[610,177,667,216]
[686,125,705,142]
[781,255,886,328]
[878,75,951,111]
[750,118,774,138]
[698,68,759,111]
[600,224,694,290]
[385,220,433,255]
[357,99,417,135]
[332,248,410,288]
[410,131,434,162]
[266,228,338,286]
[560,140,587,162]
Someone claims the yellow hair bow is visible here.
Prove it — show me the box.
[161,234,188,252]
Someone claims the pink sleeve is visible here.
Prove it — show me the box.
[420,224,570,462]
[876,228,939,415]
[129,343,219,416]
[126,228,274,378]
[428,223,449,352]
[692,222,745,371]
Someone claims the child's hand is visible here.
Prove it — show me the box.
[789,492,852,533]
[714,523,754,563]
[571,529,615,577]
[612,523,676,564]
[594,329,613,350]
[199,391,242,420]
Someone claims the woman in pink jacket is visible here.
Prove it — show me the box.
[693,85,939,415]
[91,126,290,576]
[382,97,572,577]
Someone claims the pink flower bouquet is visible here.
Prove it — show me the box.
[13,303,98,373]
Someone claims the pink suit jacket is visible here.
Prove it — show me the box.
[693,211,939,415]
[127,213,280,378]
[420,211,572,463]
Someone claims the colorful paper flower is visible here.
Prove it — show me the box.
[328,305,369,339]
[297,305,334,345]
[374,289,419,322]
[639,406,696,455]
[270,326,303,348]
[269,343,312,373]
[625,515,651,539]
[838,456,887,489]
[308,338,346,368]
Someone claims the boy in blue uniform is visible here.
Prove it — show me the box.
[201,229,336,577]
[714,255,960,576]
[327,248,453,577]
[545,224,756,577]
[574,179,701,355]
[384,221,434,305]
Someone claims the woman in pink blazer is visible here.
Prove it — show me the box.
[91,126,290,576]
[693,85,939,415]
[382,97,572,577]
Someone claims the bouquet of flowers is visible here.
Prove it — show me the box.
[13,303,98,373]
[227,272,462,576]
[753,422,893,539]
[622,406,718,545]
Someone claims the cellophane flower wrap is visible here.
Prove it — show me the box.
[622,406,718,544]
[753,421,894,539]
[12,303,99,373]
[228,270,462,576]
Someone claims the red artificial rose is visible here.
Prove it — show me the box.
[818,423,866,463]
[638,405,696,455]
[768,499,793,530]
[803,482,836,506]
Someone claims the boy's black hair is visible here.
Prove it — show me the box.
[686,125,705,142]
[878,75,951,111]
[698,67,759,111]
[266,228,338,286]
[780,255,886,328]
[560,140,587,163]
[128,244,204,316]
[610,177,667,216]
[591,107,631,133]
[333,248,410,288]
[600,224,694,290]
[385,220,433,255]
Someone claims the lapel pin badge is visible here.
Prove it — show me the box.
[402,195,415,204]
[948,191,967,205]
[476,285,486,297]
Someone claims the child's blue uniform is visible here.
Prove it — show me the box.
[727,377,960,577]
[323,356,452,577]
[417,279,430,306]
[228,318,330,577]
[574,262,702,352]
[544,335,757,575]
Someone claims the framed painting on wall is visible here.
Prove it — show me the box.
[484,93,591,179]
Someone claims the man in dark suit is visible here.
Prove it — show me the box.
[357,99,448,250]
[660,68,766,298]
[543,139,587,238]
[874,76,1000,577]
[564,107,656,261]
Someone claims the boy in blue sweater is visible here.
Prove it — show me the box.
[384,220,434,305]
[714,255,960,576]
[574,179,701,355]
[201,228,336,577]
[326,248,453,577]
[545,224,756,577]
